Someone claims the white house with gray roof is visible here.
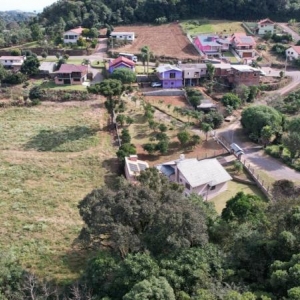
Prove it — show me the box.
[157,156,232,200]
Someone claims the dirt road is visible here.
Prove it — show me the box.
[278,23,300,42]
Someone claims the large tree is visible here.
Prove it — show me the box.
[20,56,40,76]
[110,68,136,84]
[78,178,208,257]
[241,105,283,142]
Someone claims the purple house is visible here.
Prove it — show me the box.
[109,56,135,74]
[156,65,183,88]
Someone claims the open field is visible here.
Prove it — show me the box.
[0,100,117,281]
[38,80,88,91]
[108,23,200,60]
[181,19,245,37]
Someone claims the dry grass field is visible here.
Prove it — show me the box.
[109,23,200,59]
[0,100,118,282]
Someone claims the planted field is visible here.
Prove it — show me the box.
[109,23,199,59]
[0,101,117,281]
[181,19,245,37]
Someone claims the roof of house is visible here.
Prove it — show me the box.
[65,26,85,34]
[258,18,275,25]
[197,35,222,47]
[231,65,260,72]
[197,99,217,109]
[125,156,149,177]
[178,63,207,69]
[0,56,24,60]
[109,56,135,67]
[56,64,88,73]
[156,64,182,73]
[231,33,256,45]
[213,63,232,70]
[289,46,300,54]
[39,61,57,72]
[176,158,232,188]
[111,31,135,35]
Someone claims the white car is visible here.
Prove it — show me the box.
[151,82,162,87]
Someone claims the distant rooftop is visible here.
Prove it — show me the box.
[156,64,182,73]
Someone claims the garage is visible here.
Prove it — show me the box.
[243,52,252,58]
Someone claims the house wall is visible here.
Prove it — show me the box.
[55,74,86,85]
[258,24,274,35]
[286,48,299,60]
[0,58,24,67]
[111,33,135,41]
[63,31,80,44]
[192,182,228,200]
[158,69,183,88]
[228,71,260,86]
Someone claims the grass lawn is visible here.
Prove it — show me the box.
[222,51,239,63]
[181,19,245,36]
[211,180,267,214]
[39,81,87,91]
[0,101,117,282]
[41,58,84,65]
[135,65,155,74]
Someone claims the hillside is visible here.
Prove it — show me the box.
[0,10,36,23]
[38,0,300,30]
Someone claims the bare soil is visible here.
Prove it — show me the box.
[107,23,200,59]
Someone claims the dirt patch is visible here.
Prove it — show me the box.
[144,96,189,108]
[107,23,200,60]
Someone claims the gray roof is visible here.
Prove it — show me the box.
[176,158,232,187]
[39,62,57,73]
[156,64,181,73]
[178,63,207,69]
[157,165,175,177]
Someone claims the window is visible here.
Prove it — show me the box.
[210,185,216,190]
[194,72,200,77]
[119,36,122,38]
[171,82,174,85]
[170,72,176,79]
[128,36,131,38]
[185,183,191,190]
[254,73,258,77]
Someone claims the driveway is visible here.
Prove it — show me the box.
[278,23,300,42]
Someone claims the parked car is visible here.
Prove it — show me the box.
[230,143,244,158]
[151,82,162,87]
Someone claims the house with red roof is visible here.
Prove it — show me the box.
[231,33,256,58]
[54,64,88,85]
[63,27,86,44]
[286,46,300,61]
[108,56,135,74]
[255,18,275,35]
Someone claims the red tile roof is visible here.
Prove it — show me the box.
[291,46,300,54]
[66,27,85,34]
[258,18,275,25]
[56,64,88,73]
[109,56,135,67]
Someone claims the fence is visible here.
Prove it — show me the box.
[216,136,273,200]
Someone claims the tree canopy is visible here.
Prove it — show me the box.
[78,178,208,257]
[110,68,137,84]
[241,105,283,142]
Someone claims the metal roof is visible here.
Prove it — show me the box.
[176,158,232,188]
[156,64,182,73]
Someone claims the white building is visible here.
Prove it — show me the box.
[110,32,135,41]
[255,18,275,35]
[157,157,232,200]
[125,155,149,183]
[0,56,26,70]
[286,46,300,61]
[63,27,85,44]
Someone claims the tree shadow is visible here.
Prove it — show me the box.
[102,158,123,186]
[24,125,99,151]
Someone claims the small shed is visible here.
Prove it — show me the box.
[197,99,217,112]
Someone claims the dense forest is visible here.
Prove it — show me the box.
[38,0,300,31]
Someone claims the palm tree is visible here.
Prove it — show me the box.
[201,122,212,141]
[141,46,151,75]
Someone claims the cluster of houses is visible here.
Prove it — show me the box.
[125,154,232,200]
[107,55,262,87]
[63,26,135,44]
[193,19,276,62]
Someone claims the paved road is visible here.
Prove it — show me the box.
[278,23,300,42]
[218,120,300,182]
